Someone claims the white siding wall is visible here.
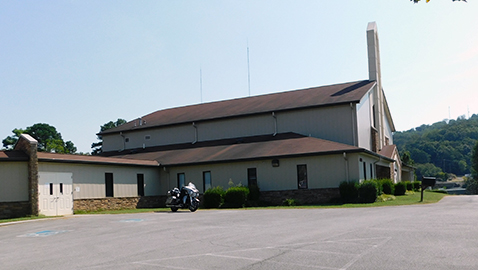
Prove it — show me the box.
[384,116,394,145]
[121,124,193,151]
[159,154,361,194]
[0,162,29,202]
[102,115,273,152]
[197,114,273,141]
[101,134,125,152]
[357,154,377,181]
[102,105,357,152]
[276,106,355,145]
[356,92,373,151]
[38,163,161,199]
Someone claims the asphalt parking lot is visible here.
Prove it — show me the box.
[1,196,478,270]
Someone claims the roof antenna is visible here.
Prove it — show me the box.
[247,40,251,97]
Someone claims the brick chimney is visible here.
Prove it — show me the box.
[14,134,39,216]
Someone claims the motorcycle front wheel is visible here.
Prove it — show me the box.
[171,207,178,212]
[189,200,199,212]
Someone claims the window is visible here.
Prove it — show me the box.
[363,162,367,180]
[177,173,185,188]
[297,165,308,189]
[370,163,373,179]
[105,173,114,197]
[372,105,377,128]
[145,135,151,140]
[137,174,144,196]
[247,168,257,187]
[59,183,63,194]
[125,138,130,143]
[49,183,53,195]
[203,171,212,192]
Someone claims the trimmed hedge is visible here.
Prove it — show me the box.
[339,181,359,203]
[248,184,260,201]
[403,181,413,191]
[394,182,407,196]
[358,180,379,203]
[224,186,250,208]
[380,179,395,195]
[203,186,225,208]
[412,181,421,191]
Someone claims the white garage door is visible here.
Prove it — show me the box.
[38,172,73,216]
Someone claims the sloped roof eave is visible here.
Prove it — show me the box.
[158,148,395,167]
[100,80,376,135]
[112,134,394,167]
[36,152,159,167]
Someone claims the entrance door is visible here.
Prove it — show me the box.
[38,172,73,216]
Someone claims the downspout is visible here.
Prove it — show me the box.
[120,132,125,151]
[343,152,349,182]
[350,103,357,146]
[272,112,277,136]
[373,157,382,180]
[192,122,198,144]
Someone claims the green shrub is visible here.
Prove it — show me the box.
[376,194,396,202]
[339,181,359,203]
[394,182,407,196]
[412,181,421,191]
[248,184,260,201]
[224,186,250,208]
[358,180,379,203]
[403,181,413,191]
[282,198,300,206]
[203,186,225,208]
[380,179,394,195]
[373,179,383,195]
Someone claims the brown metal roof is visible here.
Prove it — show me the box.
[112,133,381,166]
[37,152,159,167]
[0,150,28,161]
[378,144,397,160]
[101,80,376,135]
[0,150,156,166]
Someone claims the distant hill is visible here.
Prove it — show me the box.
[394,114,478,179]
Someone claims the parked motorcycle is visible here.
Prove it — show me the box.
[165,182,200,212]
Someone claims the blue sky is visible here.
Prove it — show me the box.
[1,0,477,153]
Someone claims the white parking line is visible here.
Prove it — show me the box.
[128,236,392,270]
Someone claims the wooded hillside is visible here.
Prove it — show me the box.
[394,114,478,179]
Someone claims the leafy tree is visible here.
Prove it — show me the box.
[395,114,478,177]
[2,123,76,154]
[401,150,414,165]
[415,163,443,180]
[472,140,478,179]
[465,141,478,195]
[91,119,127,155]
[2,128,25,149]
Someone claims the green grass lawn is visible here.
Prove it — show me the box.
[322,190,447,208]
[1,191,448,223]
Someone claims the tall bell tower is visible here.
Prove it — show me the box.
[367,22,385,151]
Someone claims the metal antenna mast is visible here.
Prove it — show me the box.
[247,41,251,97]
[200,67,203,103]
